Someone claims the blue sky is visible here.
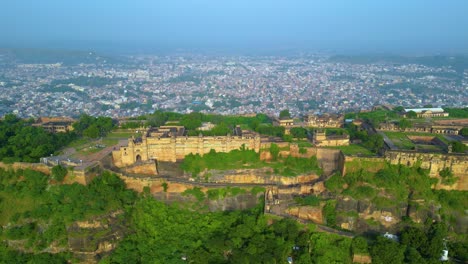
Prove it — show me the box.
[1,0,468,54]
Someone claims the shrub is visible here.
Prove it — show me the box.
[182,187,205,202]
[294,195,320,206]
[51,165,67,182]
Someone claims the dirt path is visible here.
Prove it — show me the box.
[72,139,128,170]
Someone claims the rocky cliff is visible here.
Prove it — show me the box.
[200,168,319,185]
[67,211,127,263]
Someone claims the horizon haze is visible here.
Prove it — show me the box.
[2,0,468,55]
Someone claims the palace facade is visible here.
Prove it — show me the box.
[112,126,261,167]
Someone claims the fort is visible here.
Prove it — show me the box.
[306,113,344,128]
[312,130,349,147]
[33,117,75,133]
[384,150,468,190]
[378,121,462,135]
[112,125,261,167]
[404,107,449,118]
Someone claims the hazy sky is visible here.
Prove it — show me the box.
[2,0,468,54]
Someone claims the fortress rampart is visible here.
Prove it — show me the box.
[384,150,468,190]
[113,130,261,166]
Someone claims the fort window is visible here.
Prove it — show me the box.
[136,154,142,162]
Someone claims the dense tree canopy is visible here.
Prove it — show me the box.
[450,141,466,153]
[72,114,114,138]
[0,114,75,162]
[279,109,291,119]
[290,127,308,139]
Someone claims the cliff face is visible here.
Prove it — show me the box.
[152,192,263,212]
[202,168,319,185]
[287,205,324,224]
[123,160,158,175]
[0,162,51,175]
[332,196,449,234]
[67,211,127,263]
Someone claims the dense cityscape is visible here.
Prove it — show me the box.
[1,51,466,118]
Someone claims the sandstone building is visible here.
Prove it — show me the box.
[384,150,468,190]
[404,108,449,118]
[378,122,462,135]
[273,118,295,128]
[306,113,344,128]
[33,117,74,133]
[313,130,349,147]
[113,126,261,167]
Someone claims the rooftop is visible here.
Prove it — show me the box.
[404,108,445,113]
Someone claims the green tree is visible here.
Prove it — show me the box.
[460,127,468,137]
[180,112,203,130]
[279,109,291,119]
[73,114,114,137]
[393,106,405,112]
[269,143,280,161]
[211,123,231,136]
[83,124,99,138]
[405,247,427,264]
[363,134,384,153]
[290,127,308,139]
[450,141,466,153]
[401,226,427,250]
[399,118,412,129]
[421,222,447,260]
[51,165,67,182]
[407,110,418,118]
[256,124,285,137]
[370,236,405,264]
[352,236,369,254]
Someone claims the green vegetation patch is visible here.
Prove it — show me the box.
[327,161,439,204]
[0,115,76,163]
[182,187,206,202]
[309,233,352,263]
[384,131,416,150]
[323,200,337,227]
[207,187,247,200]
[344,158,385,174]
[250,186,266,195]
[181,148,322,177]
[294,195,321,206]
[327,144,374,156]
[342,185,377,200]
[443,107,468,118]
[384,131,450,150]
[0,168,137,252]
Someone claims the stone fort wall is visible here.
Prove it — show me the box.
[384,150,468,190]
[113,134,261,167]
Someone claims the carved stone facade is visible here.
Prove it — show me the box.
[306,113,344,128]
[112,126,261,166]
